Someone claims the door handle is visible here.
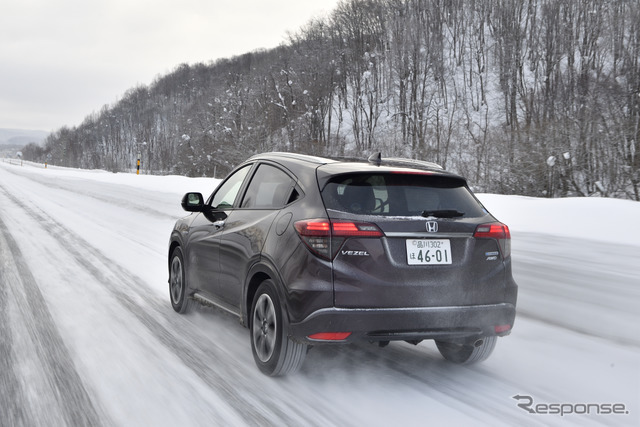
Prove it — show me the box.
[212,220,225,229]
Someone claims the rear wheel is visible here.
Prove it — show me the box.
[169,246,193,313]
[435,336,497,364]
[250,280,306,376]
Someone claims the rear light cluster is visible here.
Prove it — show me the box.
[294,219,383,260]
[473,222,511,258]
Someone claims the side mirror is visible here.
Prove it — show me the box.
[181,192,205,212]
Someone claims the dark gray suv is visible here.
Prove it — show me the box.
[168,153,517,376]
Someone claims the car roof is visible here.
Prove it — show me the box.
[249,152,451,171]
[248,152,336,166]
[248,152,464,181]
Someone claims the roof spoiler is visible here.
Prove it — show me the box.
[367,152,443,170]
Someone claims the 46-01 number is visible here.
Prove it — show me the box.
[406,239,452,265]
[415,249,448,263]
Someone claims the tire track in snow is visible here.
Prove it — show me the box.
[0,215,105,427]
[304,341,534,425]
[0,182,331,426]
[1,164,176,221]
[1,185,524,426]
[0,221,31,427]
[1,172,531,425]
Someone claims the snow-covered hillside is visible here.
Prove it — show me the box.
[1,160,638,426]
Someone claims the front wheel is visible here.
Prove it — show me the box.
[250,280,306,376]
[435,336,497,364]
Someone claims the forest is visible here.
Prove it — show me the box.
[21,0,640,199]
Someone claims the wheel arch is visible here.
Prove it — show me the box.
[243,261,288,328]
[168,239,182,276]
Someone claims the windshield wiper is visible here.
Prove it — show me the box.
[421,209,464,218]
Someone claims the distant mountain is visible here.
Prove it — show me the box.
[0,128,49,146]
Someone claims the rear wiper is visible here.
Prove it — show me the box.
[421,210,464,218]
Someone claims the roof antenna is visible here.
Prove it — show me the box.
[368,152,382,166]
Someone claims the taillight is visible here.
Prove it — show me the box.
[390,171,434,175]
[294,220,332,259]
[294,219,383,260]
[474,222,511,258]
[331,222,383,237]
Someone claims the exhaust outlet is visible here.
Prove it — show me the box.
[474,339,483,347]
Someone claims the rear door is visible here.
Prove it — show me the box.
[216,162,296,309]
[320,172,507,309]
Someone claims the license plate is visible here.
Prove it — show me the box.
[406,239,452,265]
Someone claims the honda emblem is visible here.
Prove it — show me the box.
[426,221,438,233]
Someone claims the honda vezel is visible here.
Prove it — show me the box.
[168,153,517,376]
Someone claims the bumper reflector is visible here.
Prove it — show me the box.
[495,324,511,333]
[308,332,352,341]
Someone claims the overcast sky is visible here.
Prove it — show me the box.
[1,0,341,132]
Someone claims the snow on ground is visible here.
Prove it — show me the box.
[0,159,638,426]
[478,193,640,347]
[478,193,640,247]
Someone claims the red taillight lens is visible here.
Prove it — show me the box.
[294,219,383,259]
[301,221,331,234]
[390,171,433,175]
[474,222,511,258]
[331,221,384,237]
[294,220,332,258]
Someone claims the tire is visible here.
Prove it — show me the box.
[169,246,193,314]
[435,336,497,364]
[250,280,307,376]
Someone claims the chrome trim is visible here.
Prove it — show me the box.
[384,232,470,238]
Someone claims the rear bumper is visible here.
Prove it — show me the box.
[289,303,516,344]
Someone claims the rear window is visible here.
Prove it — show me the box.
[321,173,486,217]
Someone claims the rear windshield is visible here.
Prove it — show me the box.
[321,173,487,217]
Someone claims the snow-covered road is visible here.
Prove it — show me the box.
[1,160,638,426]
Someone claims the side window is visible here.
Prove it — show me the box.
[210,165,251,210]
[241,164,294,209]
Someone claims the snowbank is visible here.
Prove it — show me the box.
[478,194,640,248]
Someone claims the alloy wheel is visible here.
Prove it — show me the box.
[170,255,183,305]
[252,293,277,362]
